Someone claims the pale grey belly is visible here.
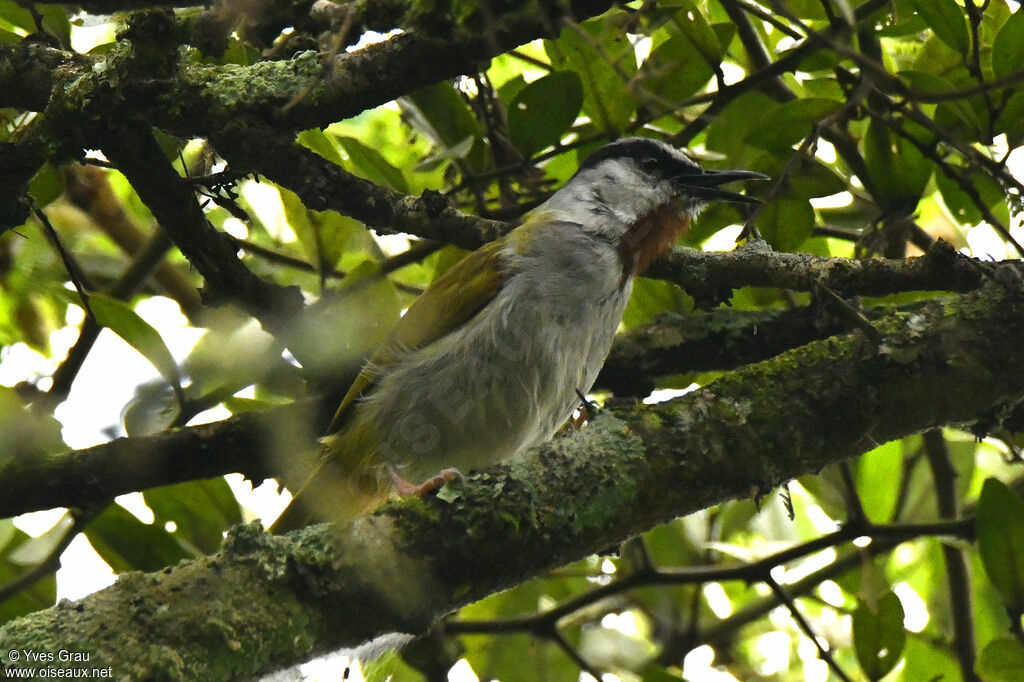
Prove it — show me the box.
[359,289,629,482]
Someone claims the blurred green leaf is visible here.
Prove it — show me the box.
[144,479,242,555]
[756,197,814,252]
[0,521,57,623]
[87,293,184,402]
[0,386,64,464]
[977,478,1024,613]
[935,165,1010,226]
[705,91,777,165]
[28,164,63,208]
[508,72,583,157]
[8,515,72,566]
[640,31,715,103]
[909,0,969,54]
[335,135,410,193]
[900,71,980,133]
[297,128,345,166]
[497,73,527,103]
[622,278,691,328]
[743,98,840,152]
[547,14,637,133]
[400,81,481,159]
[0,0,36,33]
[998,91,1024,146]
[86,503,190,572]
[992,8,1024,80]
[287,261,401,378]
[122,380,179,437]
[977,637,1024,682]
[856,440,901,524]
[862,118,932,208]
[853,590,906,680]
[902,634,960,681]
[279,185,368,274]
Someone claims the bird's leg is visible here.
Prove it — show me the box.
[569,388,599,429]
[387,465,462,497]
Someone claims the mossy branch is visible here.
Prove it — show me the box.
[3,279,1024,678]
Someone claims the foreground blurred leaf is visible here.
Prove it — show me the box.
[977,637,1024,682]
[335,135,410,194]
[86,503,189,573]
[977,478,1024,614]
[144,479,241,555]
[992,8,1024,80]
[0,521,57,623]
[508,71,583,158]
[548,14,637,133]
[853,590,906,680]
[909,0,969,54]
[86,293,184,402]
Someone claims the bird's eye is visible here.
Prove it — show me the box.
[640,157,660,172]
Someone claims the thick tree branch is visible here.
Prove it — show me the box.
[3,278,1024,677]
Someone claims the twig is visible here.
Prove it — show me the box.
[765,575,854,682]
[32,204,95,324]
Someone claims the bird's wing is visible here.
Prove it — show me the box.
[325,237,509,434]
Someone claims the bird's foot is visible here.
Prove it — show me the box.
[570,388,599,429]
[388,465,463,497]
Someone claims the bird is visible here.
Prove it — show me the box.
[270,137,766,532]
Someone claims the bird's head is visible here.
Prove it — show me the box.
[549,137,767,275]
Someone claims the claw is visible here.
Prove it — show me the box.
[388,465,462,497]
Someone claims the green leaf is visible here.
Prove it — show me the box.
[756,197,815,252]
[496,73,527,103]
[297,128,345,166]
[400,82,481,158]
[287,261,401,378]
[862,117,932,208]
[144,479,242,555]
[507,72,583,158]
[992,8,1024,80]
[547,15,637,133]
[279,185,367,273]
[0,0,36,33]
[335,135,410,193]
[640,31,715,103]
[935,165,1010,226]
[87,293,184,402]
[901,70,980,133]
[977,637,1024,682]
[909,0,969,54]
[977,478,1024,613]
[86,503,190,572]
[744,98,840,152]
[998,90,1024,146]
[28,163,63,207]
[0,521,57,622]
[622,278,692,328]
[853,591,906,680]
[122,380,179,437]
[856,440,901,523]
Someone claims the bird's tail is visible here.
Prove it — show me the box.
[269,426,388,533]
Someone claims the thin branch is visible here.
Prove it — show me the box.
[32,205,95,324]
[766,576,854,682]
[923,429,979,682]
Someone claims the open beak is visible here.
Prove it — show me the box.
[676,169,770,204]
